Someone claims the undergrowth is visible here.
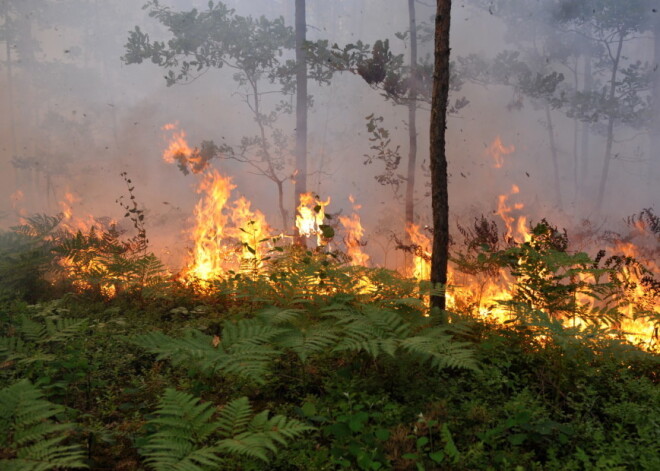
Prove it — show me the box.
[0,209,657,470]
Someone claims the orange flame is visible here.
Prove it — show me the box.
[162,123,193,164]
[406,223,431,280]
[296,192,331,245]
[495,184,530,242]
[183,170,235,282]
[486,136,515,168]
[339,195,370,266]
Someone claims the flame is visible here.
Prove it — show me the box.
[495,184,530,242]
[162,122,194,164]
[183,169,235,283]
[339,195,370,266]
[486,136,515,168]
[296,192,331,245]
[406,223,431,280]
[54,190,118,298]
[227,196,272,273]
[177,169,275,286]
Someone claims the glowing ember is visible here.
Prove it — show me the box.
[486,136,515,168]
[296,192,331,246]
[339,195,370,266]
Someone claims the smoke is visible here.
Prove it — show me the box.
[0,0,657,270]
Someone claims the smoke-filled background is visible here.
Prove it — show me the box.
[1,0,658,271]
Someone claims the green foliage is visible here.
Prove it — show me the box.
[0,301,87,369]
[0,380,86,470]
[141,389,313,468]
[133,323,282,385]
[0,215,61,301]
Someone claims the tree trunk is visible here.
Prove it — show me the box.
[5,13,17,159]
[650,12,660,184]
[430,0,452,314]
[596,31,624,213]
[405,0,418,270]
[579,54,592,204]
[294,0,308,244]
[544,104,562,209]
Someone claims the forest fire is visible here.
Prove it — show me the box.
[153,125,658,349]
[54,190,119,298]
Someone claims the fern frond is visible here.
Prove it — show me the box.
[41,317,88,344]
[330,305,410,358]
[0,380,87,470]
[216,400,313,462]
[133,330,215,363]
[134,330,278,384]
[216,396,253,438]
[142,391,313,468]
[256,307,304,325]
[400,329,479,371]
[274,323,339,362]
[221,319,285,349]
[18,316,46,342]
[142,389,225,471]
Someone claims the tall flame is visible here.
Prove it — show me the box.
[183,169,235,282]
[339,195,370,266]
[296,192,331,245]
[406,222,431,280]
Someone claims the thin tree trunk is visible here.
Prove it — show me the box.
[430,0,452,314]
[579,54,592,203]
[596,31,624,213]
[405,0,418,270]
[544,104,562,209]
[572,59,579,202]
[650,13,660,184]
[294,0,308,244]
[251,79,288,229]
[5,15,17,159]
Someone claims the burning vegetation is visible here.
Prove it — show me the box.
[0,1,658,469]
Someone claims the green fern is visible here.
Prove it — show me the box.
[0,307,87,367]
[215,397,314,462]
[141,390,314,469]
[273,322,339,363]
[400,328,479,371]
[0,380,87,470]
[142,389,225,471]
[327,304,410,358]
[133,326,281,384]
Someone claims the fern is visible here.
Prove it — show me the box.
[400,328,479,371]
[0,307,87,367]
[328,304,410,358]
[273,322,339,363]
[133,326,281,384]
[142,389,225,471]
[141,390,314,469]
[0,380,87,470]
[215,397,314,462]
